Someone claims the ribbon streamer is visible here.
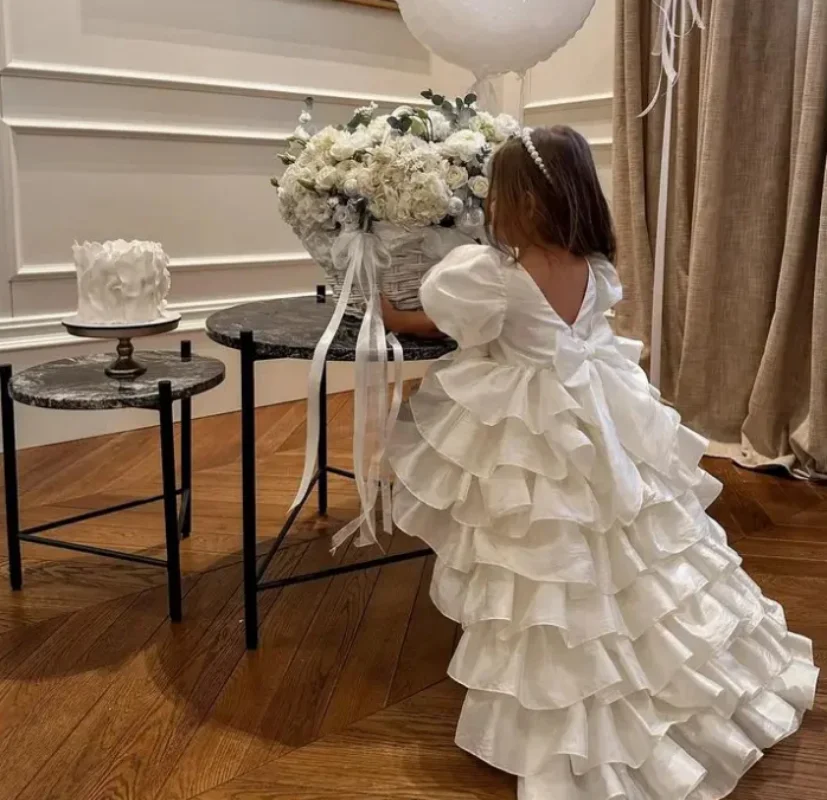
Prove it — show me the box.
[290,230,404,553]
[640,0,704,388]
[468,74,500,113]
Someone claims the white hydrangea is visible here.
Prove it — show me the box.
[274,93,518,237]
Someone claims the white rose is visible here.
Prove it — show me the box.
[343,177,360,197]
[440,129,486,163]
[349,129,373,152]
[330,136,356,162]
[315,166,339,191]
[368,115,390,143]
[494,113,521,141]
[310,126,339,155]
[468,176,490,199]
[470,111,497,142]
[427,110,452,142]
[444,164,468,190]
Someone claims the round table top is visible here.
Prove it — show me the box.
[205,295,457,362]
[9,350,226,410]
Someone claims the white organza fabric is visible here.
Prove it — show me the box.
[389,245,818,800]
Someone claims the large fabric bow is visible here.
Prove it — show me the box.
[552,324,628,388]
[554,325,676,474]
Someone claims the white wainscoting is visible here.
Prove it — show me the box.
[0,0,614,451]
[0,49,429,449]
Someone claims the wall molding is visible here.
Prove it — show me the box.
[4,117,293,145]
[0,289,315,352]
[7,118,613,151]
[14,251,314,282]
[0,60,423,108]
[524,91,613,114]
[587,137,613,151]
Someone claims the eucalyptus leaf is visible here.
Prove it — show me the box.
[409,117,428,138]
[421,89,434,99]
[464,93,477,106]
[432,94,445,106]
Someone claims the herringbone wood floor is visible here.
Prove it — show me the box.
[0,393,825,800]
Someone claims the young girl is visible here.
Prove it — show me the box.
[382,126,818,800]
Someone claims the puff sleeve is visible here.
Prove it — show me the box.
[419,245,507,348]
[589,255,624,314]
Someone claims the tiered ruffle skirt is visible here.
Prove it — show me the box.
[390,348,818,800]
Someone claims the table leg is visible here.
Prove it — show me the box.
[318,364,328,516]
[240,330,259,650]
[180,340,192,538]
[159,380,182,622]
[0,365,22,591]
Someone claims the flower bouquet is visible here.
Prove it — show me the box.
[274,91,519,550]
[273,91,519,314]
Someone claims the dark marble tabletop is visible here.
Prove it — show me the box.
[9,351,226,410]
[205,295,457,362]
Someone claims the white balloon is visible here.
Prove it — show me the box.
[397,0,596,78]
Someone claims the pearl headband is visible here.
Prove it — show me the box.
[520,127,553,186]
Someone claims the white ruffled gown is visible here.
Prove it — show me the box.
[388,245,818,800]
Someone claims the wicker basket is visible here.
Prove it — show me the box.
[303,223,481,318]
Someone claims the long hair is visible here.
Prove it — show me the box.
[486,125,616,262]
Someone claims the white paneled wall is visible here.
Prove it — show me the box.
[0,0,616,449]
[523,0,615,199]
[0,0,431,448]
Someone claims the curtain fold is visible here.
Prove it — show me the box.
[613,0,827,475]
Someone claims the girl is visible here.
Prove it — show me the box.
[381,126,817,799]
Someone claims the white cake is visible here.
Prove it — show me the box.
[72,240,171,324]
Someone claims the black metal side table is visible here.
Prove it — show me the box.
[206,292,456,649]
[0,340,225,621]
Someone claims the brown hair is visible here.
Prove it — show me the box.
[486,125,615,262]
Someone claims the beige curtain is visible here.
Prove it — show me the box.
[613,0,827,476]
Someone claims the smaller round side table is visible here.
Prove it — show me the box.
[0,340,225,622]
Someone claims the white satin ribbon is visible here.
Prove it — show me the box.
[640,0,704,388]
[289,229,405,553]
[468,74,500,113]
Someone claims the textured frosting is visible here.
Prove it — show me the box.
[72,240,171,324]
